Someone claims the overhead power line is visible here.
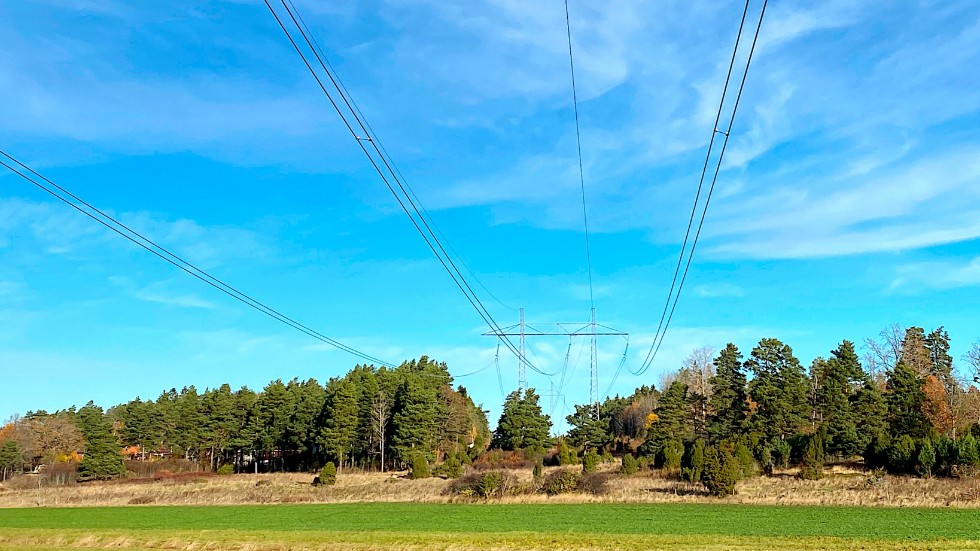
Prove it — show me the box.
[264,0,542,374]
[563,0,595,311]
[633,0,768,377]
[0,149,393,368]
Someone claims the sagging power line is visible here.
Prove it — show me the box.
[264,0,543,375]
[623,0,769,380]
[0,149,393,368]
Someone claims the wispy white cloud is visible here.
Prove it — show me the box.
[889,257,980,293]
[694,283,745,298]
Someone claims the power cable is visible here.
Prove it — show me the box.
[284,0,517,313]
[265,0,538,373]
[563,0,595,310]
[0,150,393,368]
[634,0,767,376]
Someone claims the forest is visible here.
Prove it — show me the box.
[2,325,980,496]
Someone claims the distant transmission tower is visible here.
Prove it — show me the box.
[484,308,627,419]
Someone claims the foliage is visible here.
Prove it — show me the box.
[313,462,337,486]
[745,339,810,443]
[492,389,552,452]
[773,440,792,469]
[620,453,638,475]
[701,445,740,497]
[799,433,824,480]
[887,435,917,475]
[581,448,599,473]
[917,440,936,477]
[76,402,125,481]
[216,463,234,475]
[640,381,693,459]
[707,344,747,443]
[682,440,706,483]
[662,440,683,474]
[542,469,581,495]
[556,438,576,466]
[409,451,430,479]
[440,454,464,479]
[449,470,518,498]
[532,458,543,479]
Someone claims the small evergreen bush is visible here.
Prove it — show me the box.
[532,458,544,480]
[799,435,824,480]
[216,464,234,476]
[543,469,581,495]
[620,454,638,476]
[313,461,337,486]
[441,454,464,479]
[887,435,916,475]
[917,440,935,478]
[410,452,431,479]
[661,441,682,474]
[734,440,756,478]
[701,446,740,497]
[582,448,599,474]
[773,440,792,469]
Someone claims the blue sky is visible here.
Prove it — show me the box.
[2,0,979,430]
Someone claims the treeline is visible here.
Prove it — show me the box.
[558,327,980,492]
[2,326,980,490]
[0,357,490,480]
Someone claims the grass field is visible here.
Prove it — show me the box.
[2,502,980,550]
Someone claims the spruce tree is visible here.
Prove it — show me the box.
[640,381,693,458]
[391,375,439,464]
[320,377,360,470]
[818,341,865,458]
[492,389,552,452]
[885,361,930,440]
[707,344,747,443]
[745,339,809,443]
[76,402,125,480]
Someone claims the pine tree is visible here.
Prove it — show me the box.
[391,375,438,464]
[885,361,930,440]
[639,381,693,458]
[817,341,865,458]
[492,389,552,452]
[745,339,809,443]
[565,404,610,450]
[76,402,125,480]
[320,377,360,470]
[707,344,747,443]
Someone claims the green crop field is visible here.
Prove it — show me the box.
[2,503,979,550]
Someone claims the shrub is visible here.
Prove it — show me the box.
[582,448,599,474]
[449,470,517,498]
[759,446,774,476]
[661,441,682,475]
[637,456,651,471]
[620,454,638,476]
[532,458,543,480]
[957,434,979,476]
[543,469,581,495]
[864,432,890,471]
[579,472,612,495]
[799,435,824,480]
[701,446,740,497]
[683,440,706,483]
[600,451,615,464]
[216,464,234,476]
[410,452,430,479]
[557,439,576,466]
[312,462,337,486]
[773,440,792,469]
[734,440,756,478]
[438,455,464,479]
[917,440,936,478]
[887,435,916,475]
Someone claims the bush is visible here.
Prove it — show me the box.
[557,439,576,466]
[579,472,612,495]
[216,464,234,476]
[637,456,651,471]
[600,451,615,464]
[661,441,682,475]
[917,440,936,477]
[887,435,916,475]
[734,440,756,478]
[532,458,543,480]
[773,440,792,469]
[957,434,979,476]
[759,446,774,476]
[449,470,517,498]
[864,432,890,471]
[682,440,706,483]
[312,462,337,486]
[620,454,638,476]
[701,446,740,497]
[542,469,581,495]
[437,455,464,479]
[582,448,599,474]
[410,452,430,479]
[799,435,824,480]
